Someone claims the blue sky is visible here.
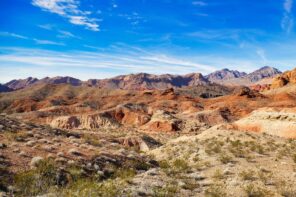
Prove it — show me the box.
[0,0,295,82]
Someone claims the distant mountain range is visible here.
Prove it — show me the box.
[206,66,281,85]
[0,66,282,92]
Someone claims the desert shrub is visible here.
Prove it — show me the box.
[173,159,189,172]
[112,168,136,180]
[205,183,227,197]
[239,170,256,181]
[0,165,12,192]
[212,169,224,180]
[14,160,58,196]
[292,154,296,163]
[205,139,223,155]
[257,171,272,185]
[243,183,271,197]
[159,160,170,169]
[219,154,233,164]
[83,133,101,147]
[277,181,296,197]
[60,179,125,197]
[230,139,242,148]
[153,184,179,197]
[250,143,265,155]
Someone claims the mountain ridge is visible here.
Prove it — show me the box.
[2,66,282,91]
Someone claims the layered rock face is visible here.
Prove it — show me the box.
[234,108,296,138]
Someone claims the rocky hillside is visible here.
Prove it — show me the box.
[87,73,209,90]
[147,126,296,196]
[205,68,247,83]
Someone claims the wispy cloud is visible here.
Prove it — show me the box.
[38,24,55,30]
[187,29,264,41]
[34,39,65,45]
[192,1,207,6]
[57,30,81,39]
[0,47,217,82]
[32,0,100,31]
[38,24,80,39]
[281,0,294,34]
[256,49,267,64]
[0,32,28,39]
[118,12,145,26]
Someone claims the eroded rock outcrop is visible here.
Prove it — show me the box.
[114,103,151,126]
[50,112,120,129]
[234,86,264,98]
[142,110,181,132]
[271,68,296,88]
[116,135,162,152]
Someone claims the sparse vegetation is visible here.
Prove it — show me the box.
[172,159,190,172]
[239,170,256,181]
[219,153,233,164]
[243,183,272,197]
[205,183,227,197]
[153,184,179,197]
[14,159,58,196]
[212,169,224,180]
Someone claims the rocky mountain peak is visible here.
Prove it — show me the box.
[246,66,282,82]
[206,68,247,82]
[5,77,39,90]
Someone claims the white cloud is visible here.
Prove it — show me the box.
[282,0,294,34]
[34,39,65,45]
[32,0,100,31]
[69,16,99,31]
[0,32,28,39]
